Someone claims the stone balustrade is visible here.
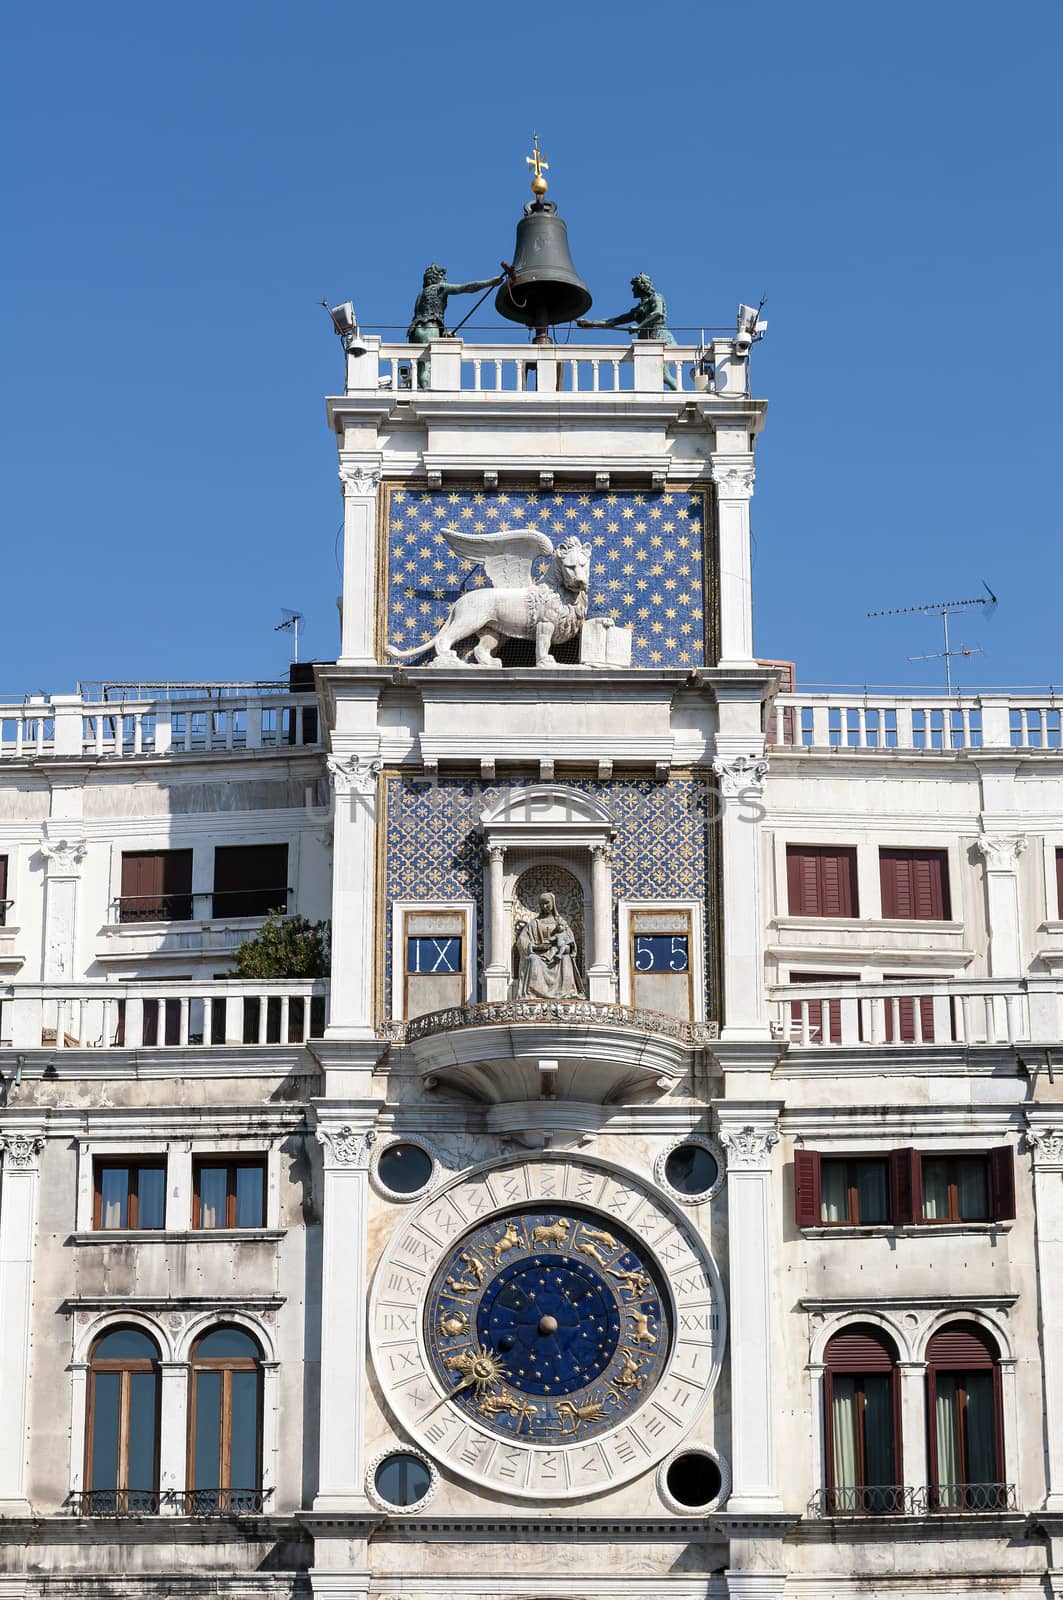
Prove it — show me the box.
[767,692,1063,753]
[345,334,749,398]
[381,997,718,1046]
[0,979,327,1050]
[0,688,320,762]
[771,975,1062,1048]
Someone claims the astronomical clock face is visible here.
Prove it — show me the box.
[370,1157,724,1500]
[425,1208,670,1444]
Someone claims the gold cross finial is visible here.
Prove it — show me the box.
[526,134,549,198]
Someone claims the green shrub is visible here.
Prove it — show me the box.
[231,912,331,979]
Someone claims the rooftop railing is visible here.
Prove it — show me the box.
[342,334,752,399]
[767,692,1063,753]
[0,689,320,762]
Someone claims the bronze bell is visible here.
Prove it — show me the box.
[496,200,592,344]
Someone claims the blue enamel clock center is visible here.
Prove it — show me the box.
[425,1207,671,1443]
[477,1254,620,1395]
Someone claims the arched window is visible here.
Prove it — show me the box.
[86,1326,160,1513]
[926,1322,1005,1510]
[824,1325,900,1514]
[189,1326,263,1512]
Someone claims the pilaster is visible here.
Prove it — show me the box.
[311,1105,381,1513]
[338,461,382,664]
[39,824,87,981]
[1026,1119,1063,1509]
[325,754,382,1038]
[711,454,756,666]
[975,832,1027,977]
[716,1104,783,1514]
[588,842,616,1002]
[0,1131,44,1513]
[712,748,770,1039]
[483,844,508,1001]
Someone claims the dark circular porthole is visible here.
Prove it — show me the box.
[373,1452,432,1508]
[376,1141,434,1197]
[664,1142,720,1198]
[664,1450,723,1508]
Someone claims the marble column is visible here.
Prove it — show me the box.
[712,750,770,1039]
[338,462,382,665]
[483,844,508,1001]
[898,1361,928,1493]
[312,1110,378,1512]
[1027,1121,1063,1509]
[717,1105,783,1514]
[711,455,756,666]
[975,833,1027,977]
[0,1131,44,1514]
[325,754,381,1037]
[158,1361,189,1511]
[588,843,615,1002]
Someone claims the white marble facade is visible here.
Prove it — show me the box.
[0,322,1059,1600]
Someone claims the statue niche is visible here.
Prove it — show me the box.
[512,866,585,1000]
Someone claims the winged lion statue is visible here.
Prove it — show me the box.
[386,526,592,667]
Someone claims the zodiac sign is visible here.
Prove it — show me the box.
[575,1236,613,1269]
[609,1347,648,1397]
[608,1265,651,1299]
[444,1273,478,1297]
[476,1388,538,1433]
[438,1311,469,1339]
[443,1347,477,1373]
[555,1392,616,1435]
[580,1227,618,1252]
[628,1309,657,1347]
[461,1250,487,1285]
[490,1218,524,1266]
[530,1217,571,1248]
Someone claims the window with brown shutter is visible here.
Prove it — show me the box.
[823,1326,901,1513]
[786,846,858,917]
[0,855,7,927]
[1056,848,1063,917]
[211,845,289,919]
[796,1147,1013,1229]
[879,848,950,920]
[925,1323,1005,1508]
[119,850,193,923]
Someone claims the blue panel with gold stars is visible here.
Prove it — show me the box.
[381,485,713,668]
[425,1208,670,1443]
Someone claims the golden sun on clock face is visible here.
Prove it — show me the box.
[424,1208,671,1443]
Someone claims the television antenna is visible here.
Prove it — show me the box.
[867,583,998,693]
[275,608,304,664]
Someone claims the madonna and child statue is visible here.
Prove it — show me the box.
[514,893,585,1000]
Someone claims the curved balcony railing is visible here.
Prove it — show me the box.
[381,998,718,1046]
[806,1483,1017,1517]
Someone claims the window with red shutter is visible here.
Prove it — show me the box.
[1056,848,1063,918]
[0,855,7,928]
[793,1150,821,1227]
[786,846,858,917]
[925,1323,1005,1507]
[823,1326,900,1513]
[789,971,860,1044]
[879,849,950,921]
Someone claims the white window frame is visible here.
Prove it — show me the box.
[390,900,477,1022]
[617,899,704,1022]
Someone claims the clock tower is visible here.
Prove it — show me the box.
[311,155,778,1600]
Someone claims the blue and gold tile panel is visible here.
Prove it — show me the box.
[379,484,714,668]
[380,774,716,1020]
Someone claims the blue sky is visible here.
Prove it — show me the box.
[2,1,1059,694]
